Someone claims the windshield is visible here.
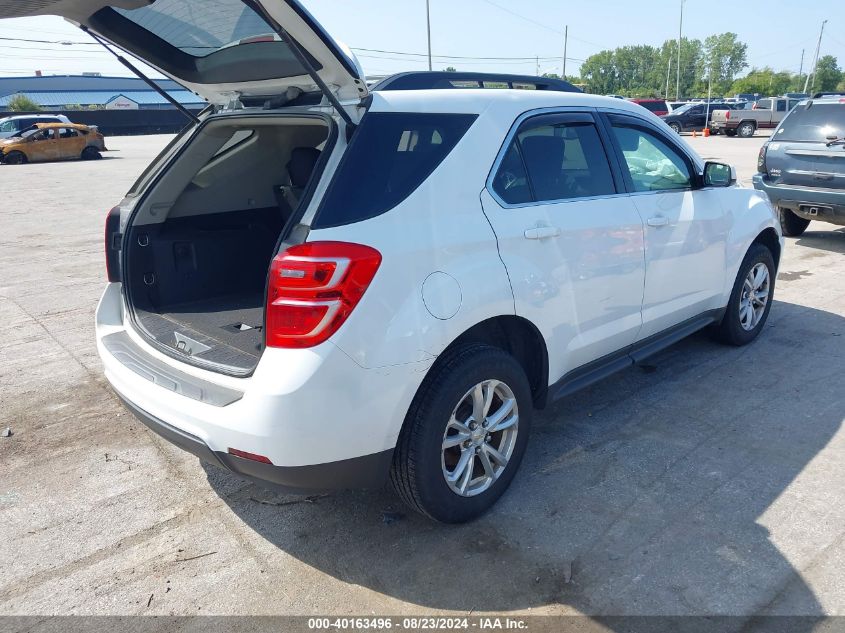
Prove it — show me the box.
[775,103,845,142]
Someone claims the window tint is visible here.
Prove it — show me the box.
[639,101,668,113]
[313,112,477,228]
[512,119,615,202]
[775,103,845,142]
[113,0,278,58]
[611,124,692,192]
[492,142,532,204]
[776,100,787,112]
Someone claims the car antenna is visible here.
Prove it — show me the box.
[80,27,200,125]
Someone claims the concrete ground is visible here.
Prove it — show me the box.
[0,131,843,619]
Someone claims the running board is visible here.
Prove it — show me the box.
[548,310,724,403]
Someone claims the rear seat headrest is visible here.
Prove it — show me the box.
[287,147,322,188]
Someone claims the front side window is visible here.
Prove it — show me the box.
[610,124,692,192]
[60,128,79,138]
[313,112,477,228]
[492,115,616,205]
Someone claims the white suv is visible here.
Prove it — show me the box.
[7,0,782,522]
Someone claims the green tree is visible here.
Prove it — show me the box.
[444,66,457,73]
[812,55,842,92]
[7,94,41,112]
[579,49,618,94]
[699,32,748,95]
[730,67,793,97]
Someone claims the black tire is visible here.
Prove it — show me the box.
[778,207,810,237]
[81,146,102,161]
[725,129,737,137]
[4,151,26,165]
[737,121,756,138]
[713,243,776,346]
[390,343,532,523]
[668,122,682,134]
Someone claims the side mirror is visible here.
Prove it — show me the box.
[703,161,735,187]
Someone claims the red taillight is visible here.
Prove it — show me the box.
[266,241,382,348]
[228,448,273,464]
[725,110,731,120]
[105,206,121,282]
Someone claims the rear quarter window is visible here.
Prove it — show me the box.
[312,112,477,229]
[775,103,845,142]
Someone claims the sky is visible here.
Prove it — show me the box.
[0,0,841,83]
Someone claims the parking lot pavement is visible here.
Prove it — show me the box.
[1,133,843,619]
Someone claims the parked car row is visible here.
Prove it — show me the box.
[0,114,106,164]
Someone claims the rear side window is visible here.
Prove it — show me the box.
[313,112,477,228]
[775,103,845,142]
[639,101,668,113]
[493,114,616,205]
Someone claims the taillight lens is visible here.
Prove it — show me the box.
[725,110,731,120]
[266,241,382,348]
[757,145,768,174]
[105,206,121,282]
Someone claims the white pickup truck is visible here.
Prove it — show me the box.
[710,97,801,137]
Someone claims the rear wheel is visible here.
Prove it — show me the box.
[4,151,26,165]
[391,344,532,523]
[713,243,775,346]
[737,121,756,138]
[778,207,810,237]
[81,146,101,161]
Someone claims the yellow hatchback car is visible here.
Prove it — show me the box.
[0,122,107,165]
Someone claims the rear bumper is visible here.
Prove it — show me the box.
[95,283,428,491]
[117,391,393,492]
[753,175,845,223]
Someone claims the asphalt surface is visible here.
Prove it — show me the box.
[1,130,843,619]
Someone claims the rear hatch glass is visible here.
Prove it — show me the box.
[769,103,845,190]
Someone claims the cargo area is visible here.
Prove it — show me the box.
[124,114,332,374]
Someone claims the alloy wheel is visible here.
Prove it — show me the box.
[441,379,519,497]
[739,262,770,331]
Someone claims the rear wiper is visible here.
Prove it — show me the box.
[81,27,200,125]
[825,136,845,147]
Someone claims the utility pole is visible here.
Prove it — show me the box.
[798,49,805,83]
[536,55,540,76]
[676,0,685,101]
[562,25,568,78]
[803,19,827,94]
[425,0,432,71]
[665,54,672,99]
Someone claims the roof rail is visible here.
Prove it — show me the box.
[371,71,581,93]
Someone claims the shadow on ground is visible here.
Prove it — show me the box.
[205,300,843,621]
[795,228,845,255]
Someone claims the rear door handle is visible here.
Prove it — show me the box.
[524,226,561,240]
[647,216,669,227]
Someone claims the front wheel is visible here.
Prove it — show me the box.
[391,344,532,523]
[3,151,26,165]
[713,243,775,346]
[81,146,102,160]
[668,122,682,134]
[778,207,810,237]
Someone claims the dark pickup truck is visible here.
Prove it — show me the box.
[753,98,845,235]
[661,102,747,134]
